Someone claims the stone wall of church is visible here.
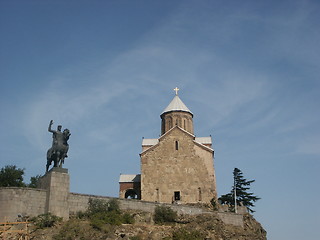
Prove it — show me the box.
[141,127,217,204]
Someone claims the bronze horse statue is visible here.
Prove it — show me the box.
[46,120,71,172]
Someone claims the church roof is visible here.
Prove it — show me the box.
[142,137,212,148]
[161,95,193,116]
[142,138,159,146]
[141,126,213,156]
[195,137,212,145]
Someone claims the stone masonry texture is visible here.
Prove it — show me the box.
[39,168,70,220]
[0,187,46,222]
[0,187,244,227]
[141,127,217,204]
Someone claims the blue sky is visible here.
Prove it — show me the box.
[1,0,319,239]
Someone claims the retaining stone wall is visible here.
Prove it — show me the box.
[217,212,244,227]
[0,187,46,222]
[69,192,207,216]
[69,193,113,214]
[0,188,244,227]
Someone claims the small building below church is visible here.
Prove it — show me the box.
[119,89,217,204]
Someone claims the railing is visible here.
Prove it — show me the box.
[0,220,30,240]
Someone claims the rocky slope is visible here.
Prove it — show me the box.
[4,211,266,240]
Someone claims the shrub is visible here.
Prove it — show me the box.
[31,213,62,228]
[92,211,123,226]
[122,212,135,224]
[108,198,120,213]
[210,198,218,211]
[87,198,121,214]
[172,228,205,240]
[75,210,87,219]
[87,198,109,215]
[86,198,134,228]
[90,217,106,230]
[154,205,177,224]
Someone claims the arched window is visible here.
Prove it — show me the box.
[167,117,172,130]
[125,189,138,199]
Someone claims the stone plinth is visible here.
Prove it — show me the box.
[39,168,70,220]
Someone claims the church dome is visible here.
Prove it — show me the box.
[161,95,193,117]
[160,89,194,135]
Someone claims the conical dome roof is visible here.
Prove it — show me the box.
[161,95,193,116]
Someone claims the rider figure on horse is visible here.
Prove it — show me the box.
[48,120,64,148]
[46,120,71,172]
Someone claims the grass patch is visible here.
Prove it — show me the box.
[172,228,205,240]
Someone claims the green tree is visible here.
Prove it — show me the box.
[28,175,42,188]
[219,168,260,213]
[0,165,26,187]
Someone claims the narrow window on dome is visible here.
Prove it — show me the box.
[175,140,179,150]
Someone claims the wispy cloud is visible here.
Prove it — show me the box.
[296,135,320,156]
[20,0,320,159]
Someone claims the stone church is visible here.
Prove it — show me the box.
[119,89,217,204]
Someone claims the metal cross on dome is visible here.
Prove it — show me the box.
[174,87,180,95]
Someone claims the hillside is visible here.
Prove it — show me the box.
[5,210,266,240]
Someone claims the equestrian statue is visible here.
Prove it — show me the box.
[46,120,71,172]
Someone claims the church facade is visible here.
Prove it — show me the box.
[119,89,217,204]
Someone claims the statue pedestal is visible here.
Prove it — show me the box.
[39,168,70,220]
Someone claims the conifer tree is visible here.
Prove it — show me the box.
[219,168,260,213]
